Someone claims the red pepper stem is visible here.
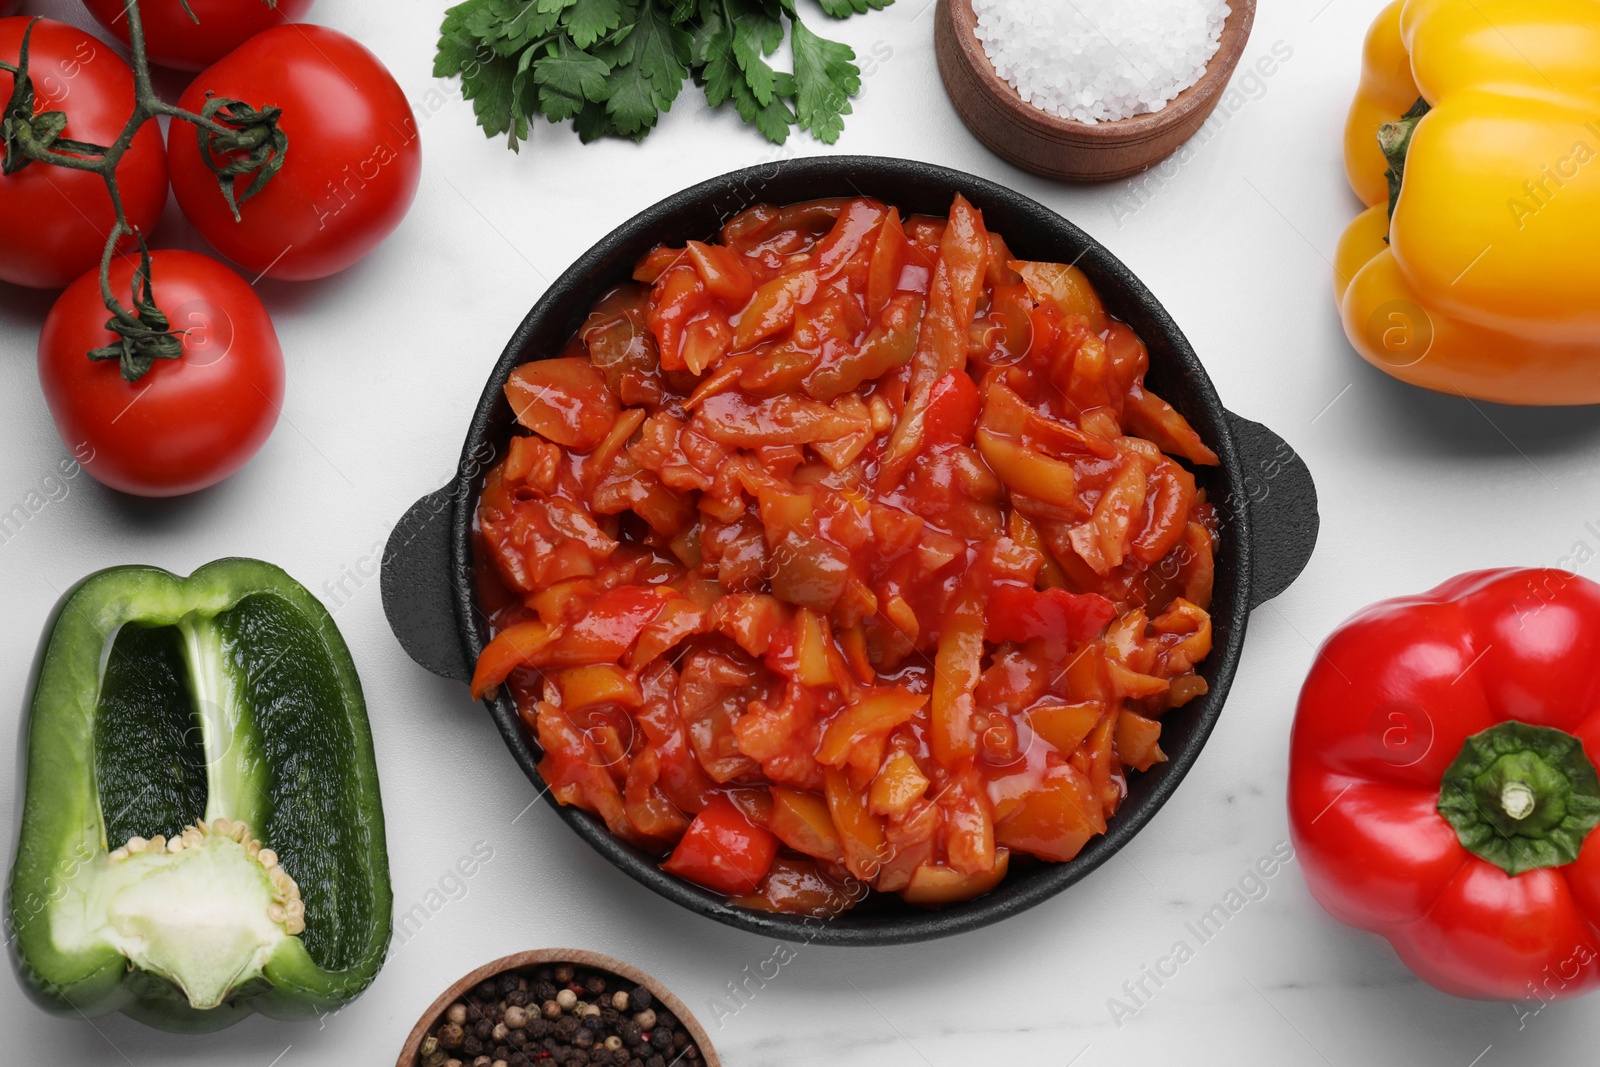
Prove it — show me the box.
[1436,721,1600,877]
[1500,780,1536,821]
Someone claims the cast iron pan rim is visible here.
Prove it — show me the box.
[448,155,1253,946]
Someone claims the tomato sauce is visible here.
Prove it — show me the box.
[471,195,1220,915]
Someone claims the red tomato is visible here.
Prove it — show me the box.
[662,797,778,896]
[38,250,284,497]
[81,0,314,72]
[0,18,168,289]
[167,25,421,281]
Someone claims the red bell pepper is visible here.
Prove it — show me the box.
[983,585,1117,648]
[661,796,778,896]
[543,586,673,667]
[1289,569,1600,1000]
[471,587,680,700]
[921,371,981,449]
[471,620,553,700]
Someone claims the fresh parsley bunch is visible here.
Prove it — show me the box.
[435,0,892,150]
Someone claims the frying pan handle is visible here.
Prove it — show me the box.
[381,487,472,683]
[1225,412,1319,610]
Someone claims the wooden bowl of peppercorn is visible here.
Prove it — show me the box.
[397,949,721,1067]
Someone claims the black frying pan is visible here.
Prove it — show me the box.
[381,156,1319,946]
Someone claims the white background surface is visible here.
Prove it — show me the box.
[2,0,1596,1063]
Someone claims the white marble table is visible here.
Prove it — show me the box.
[2,0,1591,1063]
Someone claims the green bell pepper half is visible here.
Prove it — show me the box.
[6,558,392,1033]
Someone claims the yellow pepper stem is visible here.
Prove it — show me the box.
[1378,97,1430,223]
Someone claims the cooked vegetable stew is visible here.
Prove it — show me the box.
[472,194,1220,914]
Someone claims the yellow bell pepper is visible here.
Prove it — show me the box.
[1335,0,1600,404]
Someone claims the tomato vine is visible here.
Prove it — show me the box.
[0,1,285,381]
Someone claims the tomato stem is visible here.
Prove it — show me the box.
[2,2,288,380]
[87,233,184,381]
[192,94,289,221]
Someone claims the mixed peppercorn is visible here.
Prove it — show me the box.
[416,962,706,1067]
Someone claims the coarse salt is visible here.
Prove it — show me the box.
[972,0,1230,125]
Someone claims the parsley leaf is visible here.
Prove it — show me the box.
[471,0,561,55]
[434,6,485,79]
[575,100,618,142]
[531,38,612,122]
[440,2,529,145]
[732,69,795,144]
[690,14,741,108]
[730,1,784,105]
[659,0,699,22]
[790,19,858,143]
[566,0,625,48]
[817,0,891,14]
[598,0,690,138]
[738,1,786,54]
[435,0,887,150]
[687,0,787,140]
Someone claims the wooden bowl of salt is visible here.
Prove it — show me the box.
[935,0,1256,182]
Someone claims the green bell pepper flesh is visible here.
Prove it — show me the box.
[6,559,392,1032]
